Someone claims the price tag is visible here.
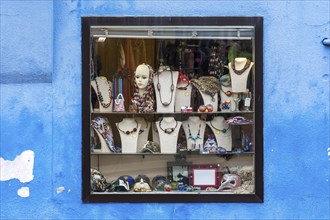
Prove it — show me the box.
[244,97,251,107]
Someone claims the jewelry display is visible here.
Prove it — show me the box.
[85,19,263,201]
[187,123,202,143]
[190,76,220,102]
[95,77,113,108]
[117,120,138,135]
[156,67,174,106]
[210,121,230,134]
[159,118,178,134]
[91,117,120,153]
[225,116,254,125]
[231,59,252,75]
[138,122,147,135]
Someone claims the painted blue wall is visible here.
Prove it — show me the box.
[1,1,329,219]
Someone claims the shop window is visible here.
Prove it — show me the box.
[82,17,263,202]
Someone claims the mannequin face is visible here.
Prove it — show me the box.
[135,64,150,90]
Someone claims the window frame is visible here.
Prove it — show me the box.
[82,16,263,203]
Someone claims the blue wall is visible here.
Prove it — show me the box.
[1,1,329,219]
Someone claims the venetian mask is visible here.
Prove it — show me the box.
[218,174,242,190]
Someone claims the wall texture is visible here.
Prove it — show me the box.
[1,1,329,219]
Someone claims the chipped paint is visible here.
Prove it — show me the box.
[17,187,30,198]
[0,150,34,183]
[56,186,65,194]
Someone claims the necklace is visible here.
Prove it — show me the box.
[231,59,251,75]
[95,77,112,108]
[209,121,230,134]
[138,122,148,135]
[220,86,232,97]
[188,123,202,142]
[117,120,138,135]
[159,118,178,134]
[156,69,174,106]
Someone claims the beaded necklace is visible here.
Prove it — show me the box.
[95,77,112,108]
[187,123,202,142]
[209,121,230,135]
[231,59,251,75]
[117,120,138,135]
[220,86,232,97]
[159,118,178,134]
[156,69,174,106]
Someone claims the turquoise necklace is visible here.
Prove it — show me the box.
[188,123,202,142]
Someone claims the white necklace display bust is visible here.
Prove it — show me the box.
[207,116,232,151]
[182,116,206,151]
[229,57,254,93]
[156,117,182,153]
[116,118,141,153]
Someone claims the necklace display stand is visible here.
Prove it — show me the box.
[199,91,218,111]
[116,118,141,153]
[175,82,192,112]
[153,68,179,113]
[182,116,206,151]
[220,85,238,112]
[207,116,232,151]
[229,58,254,93]
[152,123,160,146]
[136,117,151,153]
[91,76,113,113]
[91,117,115,153]
[156,117,182,153]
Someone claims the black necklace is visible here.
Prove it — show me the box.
[157,69,174,106]
[95,77,112,108]
[138,122,148,135]
[159,118,178,134]
[188,123,202,142]
[231,59,251,75]
[209,121,230,134]
[117,120,138,135]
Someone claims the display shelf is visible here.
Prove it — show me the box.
[91,151,255,155]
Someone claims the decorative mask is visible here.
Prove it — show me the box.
[90,168,110,192]
[218,174,242,190]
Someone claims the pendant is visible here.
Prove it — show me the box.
[132,133,137,138]
[215,130,220,134]
[162,102,170,106]
[225,91,232,96]
[165,128,174,134]
[184,92,189,96]
[172,132,177,137]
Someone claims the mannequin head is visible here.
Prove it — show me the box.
[131,63,155,113]
[135,64,150,91]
